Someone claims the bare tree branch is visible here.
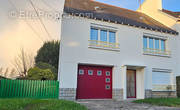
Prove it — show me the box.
[4,68,9,77]
[12,48,35,77]
[9,68,16,78]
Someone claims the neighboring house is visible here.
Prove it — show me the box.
[138,0,180,31]
[58,0,180,100]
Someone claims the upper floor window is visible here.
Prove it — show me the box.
[143,37,148,49]
[161,40,165,51]
[149,38,154,49]
[109,31,116,43]
[143,36,170,57]
[100,30,107,42]
[89,27,119,51]
[155,39,160,50]
[90,28,98,40]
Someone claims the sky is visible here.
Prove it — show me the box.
[95,0,180,12]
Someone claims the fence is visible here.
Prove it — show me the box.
[177,76,180,97]
[0,79,59,99]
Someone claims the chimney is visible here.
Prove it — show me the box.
[138,0,162,11]
[156,0,162,10]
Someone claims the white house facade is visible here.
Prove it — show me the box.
[58,0,180,100]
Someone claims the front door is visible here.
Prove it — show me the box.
[127,70,136,98]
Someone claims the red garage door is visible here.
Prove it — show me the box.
[76,65,112,99]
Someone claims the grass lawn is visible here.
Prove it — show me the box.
[134,98,180,107]
[0,99,87,110]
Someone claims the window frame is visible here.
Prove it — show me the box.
[97,70,102,76]
[90,28,98,41]
[143,37,148,49]
[106,71,111,76]
[152,69,174,91]
[89,26,119,51]
[90,27,117,43]
[79,69,84,75]
[109,31,116,43]
[100,30,108,42]
[149,37,154,49]
[161,39,166,52]
[105,84,111,90]
[105,78,110,83]
[143,35,169,57]
[88,70,93,75]
[155,38,160,50]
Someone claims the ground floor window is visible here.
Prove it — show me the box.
[152,70,173,91]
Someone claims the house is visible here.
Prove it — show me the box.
[138,0,180,30]
[58,0,180,100]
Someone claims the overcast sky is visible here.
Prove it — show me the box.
[95,0,180,11]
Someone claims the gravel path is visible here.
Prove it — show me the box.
[77,100,180,110]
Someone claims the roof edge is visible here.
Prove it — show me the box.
[64,7,179,35]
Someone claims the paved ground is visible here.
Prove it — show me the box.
[77,100,180,110]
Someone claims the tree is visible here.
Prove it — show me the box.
[12,48,34,77]
[26,67,55,80]
[35,41,60,69]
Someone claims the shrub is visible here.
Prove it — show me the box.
[26,67,55,80]
[36,62,57,80]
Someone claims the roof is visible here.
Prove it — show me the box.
[64,0,178,35]
[162,9,180,18]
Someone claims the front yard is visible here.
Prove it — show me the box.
[134,98,180,107]
[0,99,87,110]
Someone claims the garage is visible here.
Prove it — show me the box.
[76,65,112,99]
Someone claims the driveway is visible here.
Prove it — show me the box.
[77,100,180,110]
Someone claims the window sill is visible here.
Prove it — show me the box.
[143,48,171,57]
[89,40,120,51]
[88,45,120,51]
[152,85,176,91]
[152,90,176,92]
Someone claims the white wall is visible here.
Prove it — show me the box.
[59,16,179,94]
[121,66,127,99]
[136,68,145,99]
[0,0,65,77]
